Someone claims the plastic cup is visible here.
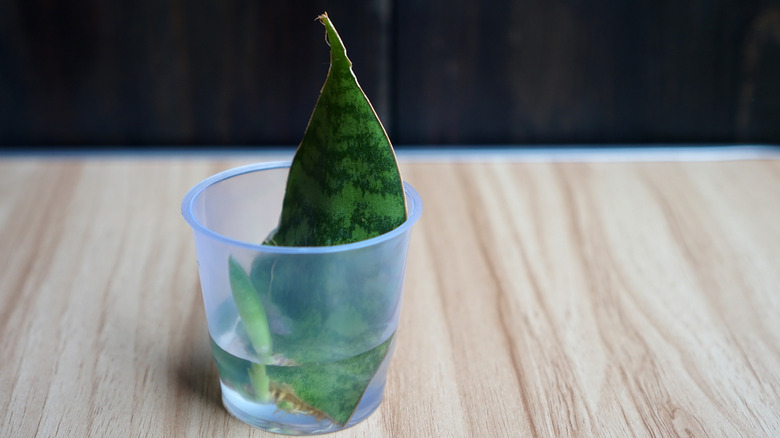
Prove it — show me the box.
[181,161,422,434]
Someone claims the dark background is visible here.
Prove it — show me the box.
[1,1,779,148]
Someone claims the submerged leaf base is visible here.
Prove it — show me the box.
[266,335,394,425]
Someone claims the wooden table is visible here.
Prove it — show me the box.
[2,148,780,437]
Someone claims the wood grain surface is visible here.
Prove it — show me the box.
[1,153,779,437]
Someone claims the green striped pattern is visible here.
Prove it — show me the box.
[266,13,407,247]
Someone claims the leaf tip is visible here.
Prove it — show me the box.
[317,12,349,65]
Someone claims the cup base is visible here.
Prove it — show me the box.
[220,380,385,435]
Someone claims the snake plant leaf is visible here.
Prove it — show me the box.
[266,335,394,426]
[246,13,405,425]
[266,12,407,247]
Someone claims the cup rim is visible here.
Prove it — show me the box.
[181,161,422,254]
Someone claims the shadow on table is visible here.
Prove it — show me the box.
[169,338,224,412]
[164,289,224,412]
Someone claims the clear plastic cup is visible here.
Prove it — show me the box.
[181,161,422,434]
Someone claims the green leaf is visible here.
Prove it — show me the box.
[228,256,272,358]
[266,335,394,425]
[267,12,407,247]
[228,256,272,401]
[246,13,406,424]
